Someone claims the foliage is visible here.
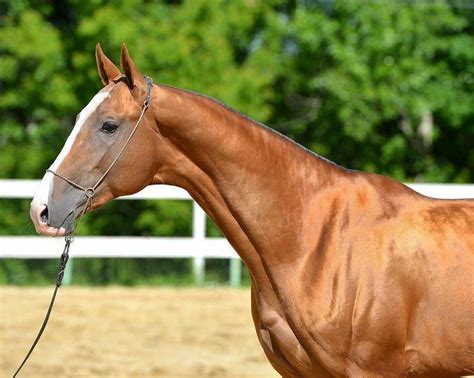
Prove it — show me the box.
[0,0,472,285]
[266,1,474,182]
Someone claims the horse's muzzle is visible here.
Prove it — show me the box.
[30,202,67,236]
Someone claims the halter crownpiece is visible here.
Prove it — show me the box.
[13,75,153,378]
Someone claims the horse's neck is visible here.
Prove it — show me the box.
[152,85,344,266]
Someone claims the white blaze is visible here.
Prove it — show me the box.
[31,91,109,209]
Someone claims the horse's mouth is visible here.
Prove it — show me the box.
[37,200,95,237]
[31,203,67,237]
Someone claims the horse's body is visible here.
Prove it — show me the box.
[30,45,474,377]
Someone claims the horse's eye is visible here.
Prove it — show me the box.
[101,121,118,134]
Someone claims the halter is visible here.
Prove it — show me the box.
[46,75,154,216]
[13,76,153,378]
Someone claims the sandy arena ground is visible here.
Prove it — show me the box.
[0,287,277,377]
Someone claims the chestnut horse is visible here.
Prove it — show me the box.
[30,44,473,377]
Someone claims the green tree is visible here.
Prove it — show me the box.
[265,0,474,182]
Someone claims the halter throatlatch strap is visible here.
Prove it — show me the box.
[13,76,153,378]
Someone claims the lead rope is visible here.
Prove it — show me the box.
[13,76,153,377]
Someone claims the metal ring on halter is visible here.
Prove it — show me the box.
[65,235,74,243]
[85,188,95,198]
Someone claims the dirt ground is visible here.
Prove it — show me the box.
[0,287,277,377]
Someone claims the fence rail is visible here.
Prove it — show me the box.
[0,180,472,286]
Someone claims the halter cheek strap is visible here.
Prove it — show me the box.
[13,75,153,378]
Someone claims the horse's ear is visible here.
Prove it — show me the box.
[120,43,147,91]
[95,43,121,85]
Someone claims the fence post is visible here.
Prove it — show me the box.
[192,201,206,285]
[229,258,241,287]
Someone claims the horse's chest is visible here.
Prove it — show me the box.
[256,310,312,376]
[251,288,334,377]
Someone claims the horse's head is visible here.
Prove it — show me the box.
[31,44,159,236]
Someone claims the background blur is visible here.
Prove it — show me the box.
[1,0,473,284]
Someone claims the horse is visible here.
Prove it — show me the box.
[30,44,473,377]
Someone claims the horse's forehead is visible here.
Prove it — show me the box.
[78,89,110,119]
[48,89,110,171]
[76,85,132,128]
[96,82,134,111]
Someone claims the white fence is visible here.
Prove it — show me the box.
[0,180,240,286]
[0,180,473,286]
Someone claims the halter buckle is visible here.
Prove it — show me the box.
[85,188,95,198]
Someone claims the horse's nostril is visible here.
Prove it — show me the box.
[40,206,49,223]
